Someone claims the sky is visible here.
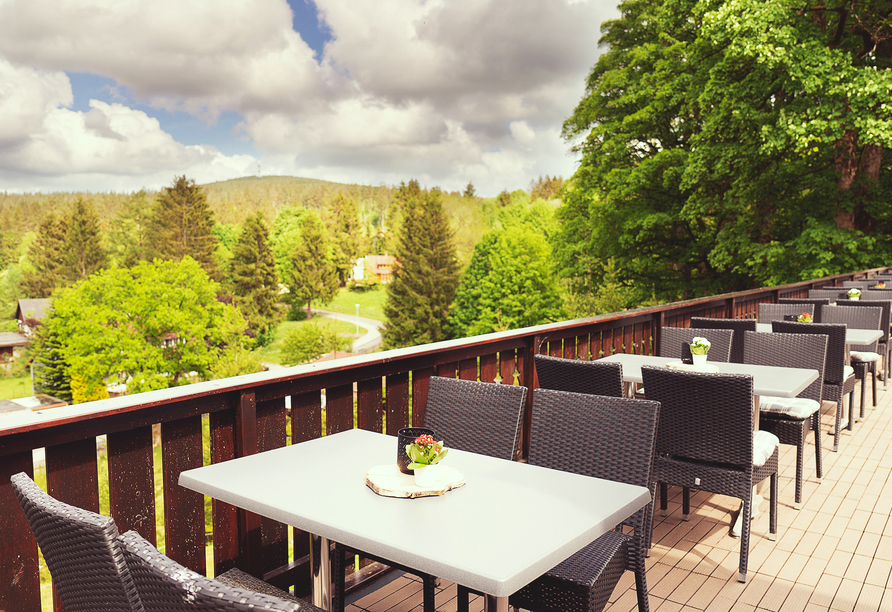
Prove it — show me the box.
[0,0,620,197]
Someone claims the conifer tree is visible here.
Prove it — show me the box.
[324,191,361,284]
[147,176,217,278]
[289,212,339,316]
[108,190,152,267]
[63,198,107,281]
[20,212,68,298]
[230,213,280,344]
[382,184,459,349]
[31,312,73,403]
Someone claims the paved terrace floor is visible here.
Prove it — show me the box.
[345,377,892,612]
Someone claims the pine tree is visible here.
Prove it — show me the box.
[63,197,107,281]
[31,312,73,403]
[324,191,360,284]
[108,190,152,267]
[289,212,339,316]
[20,212,68,298]
[382,184,459,349]
[147,176,217,278]
[230,213,280,344]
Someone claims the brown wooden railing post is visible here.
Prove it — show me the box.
[235,390,262,578]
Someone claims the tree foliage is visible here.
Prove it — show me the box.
[20,212,69,298]
[280,321,350,366]
[35,257,247,401]
[382,183,460,349]
[229,213,280,344]
[324,191,361,284]
[107,190,152,268]
[64,198,107,281]
[557,0,892,307]
[530,175,564,201]
[146,176,218,278]
[289,211,339,315]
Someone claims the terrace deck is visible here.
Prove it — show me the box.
[346,382,892,612]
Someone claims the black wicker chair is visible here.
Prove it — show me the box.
[333,377,528,612]
[837,298,891,390]
[658,327,733,362]
[118,530,321,612]
[808,288,847,301]
[772,321,856,452]
[757,303,815,324]
[742,331,827,507]
[503,390,659,612]
[640,367,778,583]
[10,472,145,612]
[778,298,830,323]
[821,305,883,419]
[689,317,757,364]
[534,353,624,397]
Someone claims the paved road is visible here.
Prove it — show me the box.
[310,308,383,354]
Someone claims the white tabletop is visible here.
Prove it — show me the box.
[179,428,650,598]
[755,323,883,346]
[598,353,818,398]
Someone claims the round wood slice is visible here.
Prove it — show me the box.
[665,361,720,373]
[366,463,466,498]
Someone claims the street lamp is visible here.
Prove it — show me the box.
[355,303,360,334]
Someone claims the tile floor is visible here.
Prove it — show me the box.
[347,378,892,612]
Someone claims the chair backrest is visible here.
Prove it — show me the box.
[842,280,875,289]
[757,303,814,324]
[529,389,659,533]
[836,299,891,344]
[118,531,303,612]
[10,472,144,612]
[423,377,527,461]
[659,327,733,362]
[533,354,623,397]
[742,331,826,403]
[771,321,847,384]
[778,298,830,323]
[689,317,756,363]
[822,305,882,352]
[864,288,892,301]
[808,288,847,301]
[640,367,753,468]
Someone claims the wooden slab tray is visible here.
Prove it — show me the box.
[366,463,466,498]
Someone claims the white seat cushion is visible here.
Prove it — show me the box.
[851,351,881,363]
[844,365,855,379]
[753,431,779,467]
[759,396,820,419]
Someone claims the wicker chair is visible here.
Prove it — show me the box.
[118,530,320,612]
[778,298,830,323]
[534,354,624,397]
[742,331,827,507]
[689,317,756,364]
[771,321,855,452]
[842,280,875,289]
[640,367,778,583]
[821,305,883,419]
[10,472,145,612]
[658,327,733,362]
[837,298,891,389]
[334,377,528,612]
[757,303,814,324]
[808,288,847,302]
[505,390,659,612]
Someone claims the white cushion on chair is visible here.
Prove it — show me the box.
[844,365,855,379]
[851,351,881,363]
[753,431,779,467]
[759,396,820,419]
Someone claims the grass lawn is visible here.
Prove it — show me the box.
[324,286,387,321]
[0,376,32,400]
[256,316,360,365]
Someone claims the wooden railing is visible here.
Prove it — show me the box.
[1,267,887,611]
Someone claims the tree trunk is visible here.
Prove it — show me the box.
[834,129,859,230]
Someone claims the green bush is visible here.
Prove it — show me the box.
[280,322,349,366]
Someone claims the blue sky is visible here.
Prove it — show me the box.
[0,0,619,196]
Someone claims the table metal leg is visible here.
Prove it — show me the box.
[311,534,332,611]
[484,595,510,612]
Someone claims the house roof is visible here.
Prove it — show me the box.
[15,299,51,322]
[0,332,28,348]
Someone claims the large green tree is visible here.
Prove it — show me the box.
[20,212,68,298]
[108,190,152,267]
[324,191,362,284]
[35,257,247,401]
[557,0,892,307]
[147,176,218,278]
[63,198,107,281]
[382,184,459,349]
[289,211,339,316]
[229,213,280,344]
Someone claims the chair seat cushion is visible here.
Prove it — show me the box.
[759,396,820,420]
[851,351,881,363]
[753,431,780,467]
[845,365,855,379]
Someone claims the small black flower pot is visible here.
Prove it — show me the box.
[397,427,435,475]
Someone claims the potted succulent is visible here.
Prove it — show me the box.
[847,287,862,300]
[797,312,813,323]
[689,337,711,367]
[406,434,449,486]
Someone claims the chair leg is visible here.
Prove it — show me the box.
[682,487,690,520]
[769,472,778,537]
[645,482,657,553]
[858,365,867,422]
[738,495,751,583]
[812,412,823,481]
[794,433,804,507]
[659,483,668,515]
[632,549,651,612]
[871,363,877,407]
[832,398,842,452]
[848,390,855,431]
[332,542,347,612]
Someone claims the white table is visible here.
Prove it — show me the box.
[179,428,651,612]
[755,323,883,347]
